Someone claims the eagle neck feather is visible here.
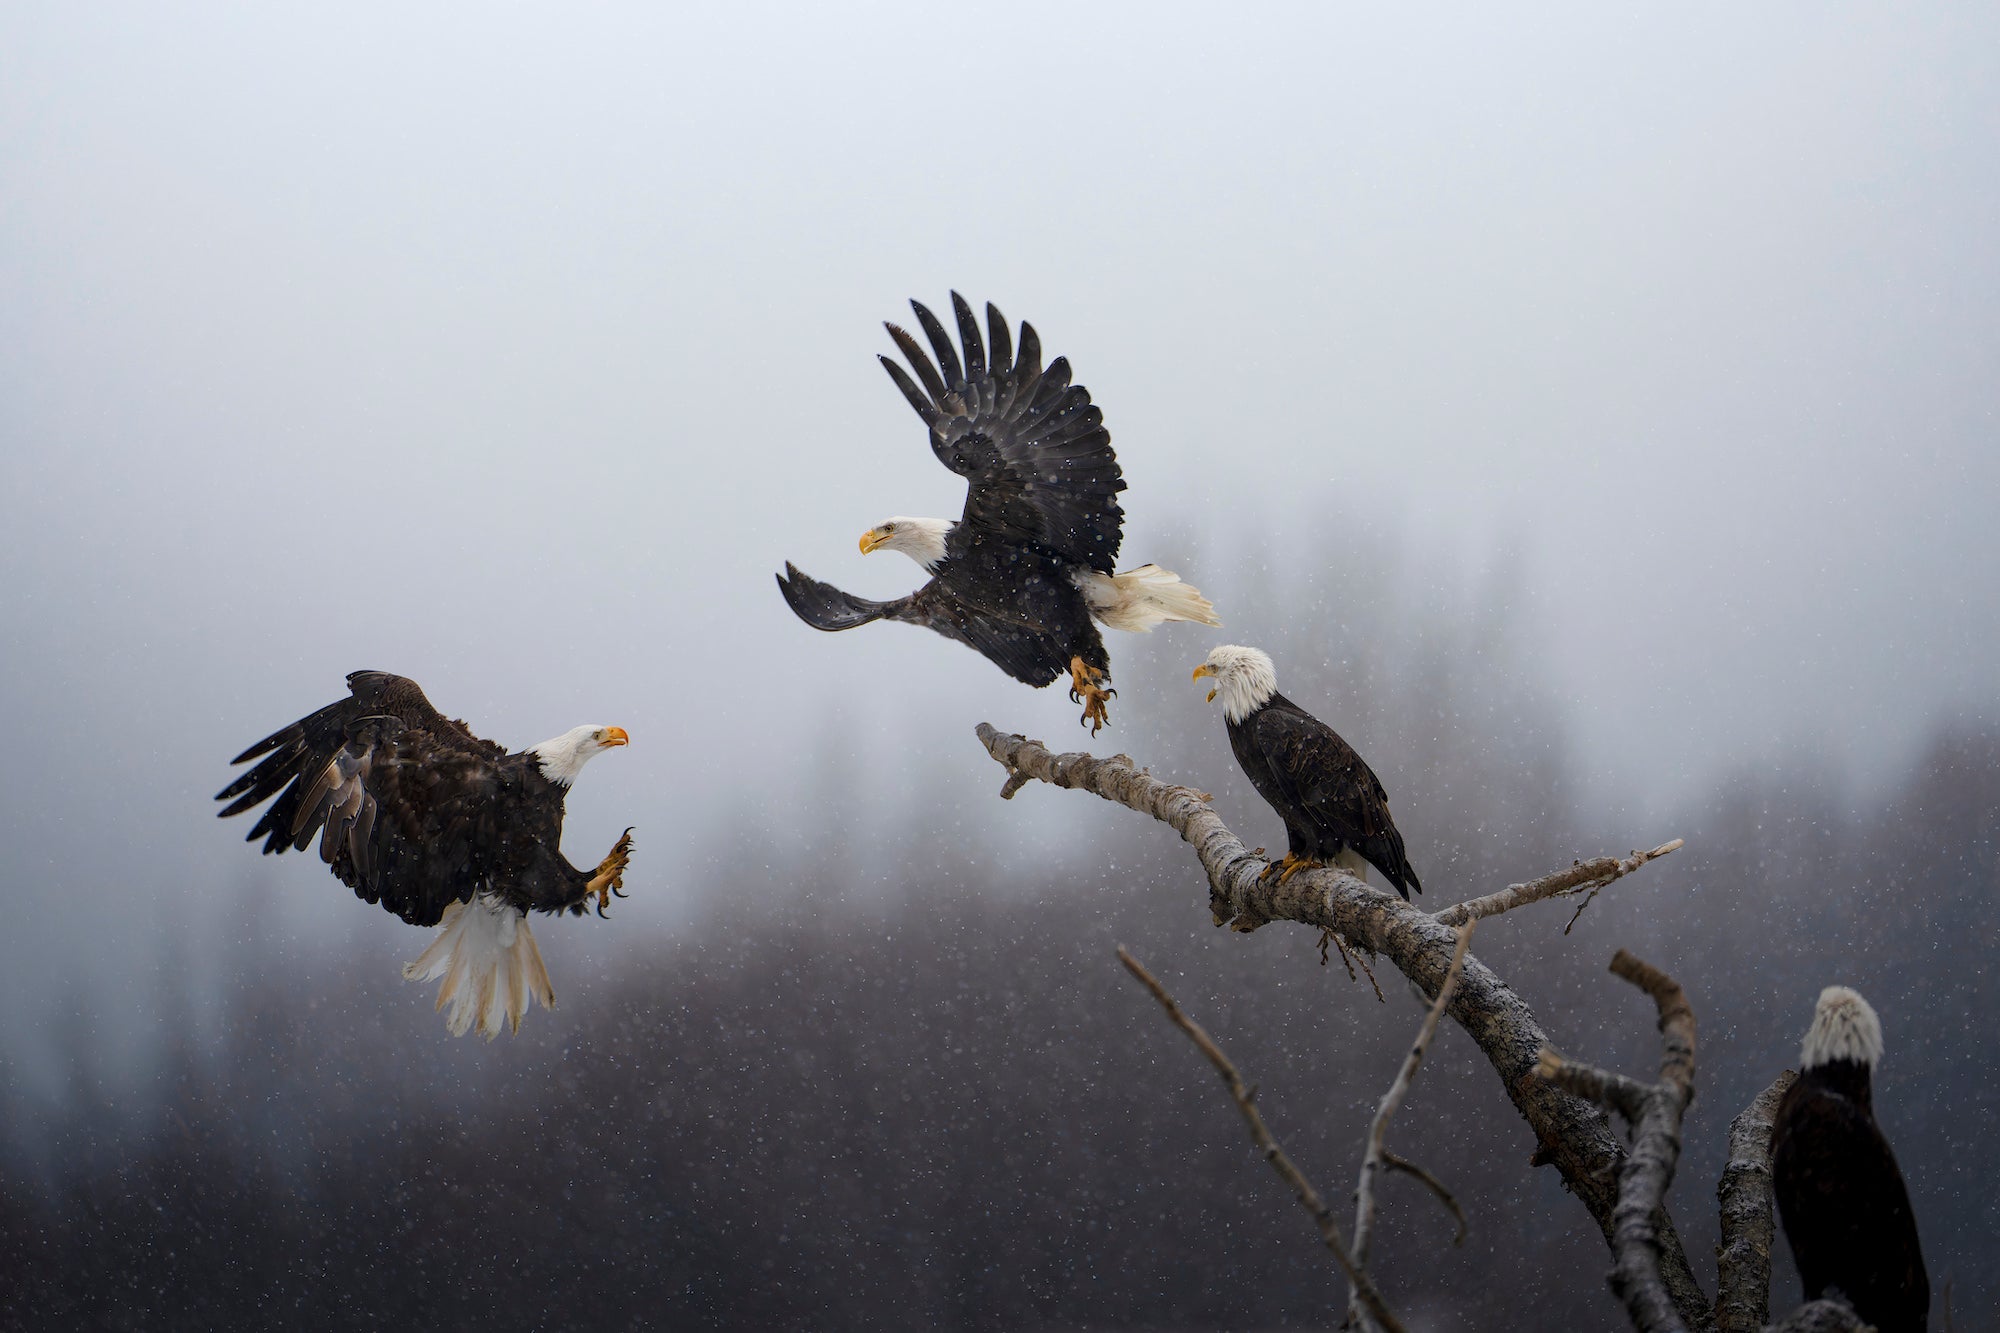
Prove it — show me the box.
[529,727,600,787]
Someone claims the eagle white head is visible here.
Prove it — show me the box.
[859,516,951,571]
[530,725,629,786]
[1800,985,1884,1069]
[1191,644,1279,724]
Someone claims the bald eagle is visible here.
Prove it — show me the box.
[1771,986,1929,1331]
[1192,645,1422,898]
[215,671,634,1039]
[777,293,1217,733]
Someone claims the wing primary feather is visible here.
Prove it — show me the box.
[884,322,948,403]
[986,303,1012,376]
[1015,320,1042,379]
[879,356,941,424]
[910,299,964,387]
[951,292,985,381]
[229,725,299,766]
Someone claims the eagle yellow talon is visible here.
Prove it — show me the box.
[1067,656,1115,735]
[586,827,635,917]
[1261,853,1323,886]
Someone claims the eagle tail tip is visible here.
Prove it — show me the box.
[403,897,555,1039]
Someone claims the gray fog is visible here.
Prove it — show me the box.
[3,5,1996,1088]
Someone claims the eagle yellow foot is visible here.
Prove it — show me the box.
[585,827,635,917]
[1067,657,1116,735]
[1261,853,1324,886]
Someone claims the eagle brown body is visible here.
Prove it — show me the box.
[216,671,633,1038]
[218,671,624,925]
[1771,1050,1929,1330]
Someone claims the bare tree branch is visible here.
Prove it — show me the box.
[1347,919,1476,1329]
[975,725,1712,1328]
[1434,840,1684,928]
[1713,1071,1797,1333]
[1535,950,1699,1333]
[1114,946,1408,1333]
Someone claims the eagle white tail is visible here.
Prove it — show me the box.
[1080,564,1221,634]
[401,896,555,1039]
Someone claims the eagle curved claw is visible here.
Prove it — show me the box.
[1262,853,1323,887]
[586,827,635,917]
[1067,657,1116,735]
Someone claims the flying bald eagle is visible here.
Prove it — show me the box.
[776,293,1218,733]
[215,671,634,1039]
[1771,986,1929,1331]
[1192,645,1421,898]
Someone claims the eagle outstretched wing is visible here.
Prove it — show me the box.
[879,293,1125,573]
[1246,704,1422,897]
[216,672,528,926]
[775,561,1073,687]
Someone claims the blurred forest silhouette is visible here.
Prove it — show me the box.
[3,535,1993,1330]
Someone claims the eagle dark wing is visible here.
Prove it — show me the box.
[880,293,1125,572]
[1246,703,1422,897]
[216,672,535,926]
[775,562,1073,686]
[776,561,920,632]
[1772,1079,1929,1330]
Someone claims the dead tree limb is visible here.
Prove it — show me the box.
[975,725,1711,1328]
[1713,1071,1797,1333]
[1536,951,1699,1333]
[1347,919,1476,1329]
[1434,840,1684,928]
[1115,947,1408,1333]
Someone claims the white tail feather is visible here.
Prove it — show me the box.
[1080,564,1221,633]
[402,896,555,1039]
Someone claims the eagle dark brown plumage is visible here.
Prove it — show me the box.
[1770,987,1929,1332]
[216,671,634,1037]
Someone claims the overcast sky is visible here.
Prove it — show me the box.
[3,4,1997,1081]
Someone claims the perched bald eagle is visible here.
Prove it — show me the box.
[777,293,1217,732]
[215,671,634,1039]
[1771,987,1929,1332]
[1192,645,1421,898]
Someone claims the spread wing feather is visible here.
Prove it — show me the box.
[775,562,1069,685]
[882,293,1125,572]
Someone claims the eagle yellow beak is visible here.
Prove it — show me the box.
[600,727,629,748]
[1192,663,1218,703]
[859,527,888,555]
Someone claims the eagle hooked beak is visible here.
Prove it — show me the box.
[599,727,630,748]
[1192,663,1218,703]
[859,527,889,555]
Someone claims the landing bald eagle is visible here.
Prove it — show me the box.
[215,671,634,1039]
[1771,987,1929,1331]
[777,293,1217,733]
[1192,645,1422,898]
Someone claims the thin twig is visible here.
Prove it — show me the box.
[1564,885,1604,934]
[1380,1153,1467,1245]
[1347,919,1476,1330]
[1714,1070,1797,1333]
[974,725,1712,1327]
[1116,947,1408,1333]
[1434,841,1684,929]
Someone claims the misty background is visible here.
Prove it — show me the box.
[3,4,1996,1328]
